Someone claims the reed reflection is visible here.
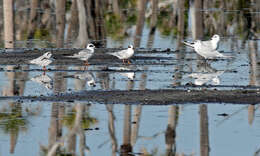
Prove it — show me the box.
[165,106,178,156]
[248,39,259,125]
[1,66,29,154]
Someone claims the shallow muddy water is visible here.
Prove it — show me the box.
[0,102,260,156]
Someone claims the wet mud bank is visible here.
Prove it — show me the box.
[0,48,175,65]
[2,89,260,105]
[0,48,232,65]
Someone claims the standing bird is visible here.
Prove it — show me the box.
[193,40,230,59]
[183,34,230,59]
[183,34,220,51]
[108,45,134,64]
[66,43,95,67]
[29,51,53,72]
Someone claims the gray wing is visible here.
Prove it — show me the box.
[67,49,93,59]
[78,49,93,54]
[197,46,228,58]
[30,55,47,64]
[109,49,127,58]
[75,49,93,56]
[200,41,214,51]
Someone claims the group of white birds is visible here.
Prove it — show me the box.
[29,34,230,73]
[29,44,135,72]
[29,34,232,88]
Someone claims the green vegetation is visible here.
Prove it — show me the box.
[0,103,27,133]
[63,107,98,129]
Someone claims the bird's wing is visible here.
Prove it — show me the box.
[30,55,44,64]
[109,49,127,58]
[66,49,93,58]
[200,41,214,50]
[40,55,51,62]
[195,43,216,58]
[78,49,93,55]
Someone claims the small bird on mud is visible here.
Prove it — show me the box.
[183,34,230,59]
[66,43,95,67]
[108,45,134,64]
[29,51,53,72]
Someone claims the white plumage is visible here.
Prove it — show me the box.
[108,45,134,64]
[183,34,230,59]
[29,52,53,69]
[66,43,95,65]
[183,34,220,50]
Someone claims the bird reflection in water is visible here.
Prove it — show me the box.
[31,74,53,89]
[110,66,135,81]
[189,62,225,85]
[64,72,96,87]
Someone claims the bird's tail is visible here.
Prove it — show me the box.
[65,55,77,58]
[216,52,233,58]
[108,52,117,57]
[182,41,195,48]
[29,59,37,64]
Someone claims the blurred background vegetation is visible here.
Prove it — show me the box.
[0,0,259,48]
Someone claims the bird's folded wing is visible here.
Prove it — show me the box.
[109,50,126,58]
[29,58,40,64]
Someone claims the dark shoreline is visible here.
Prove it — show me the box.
[1,89,259,105]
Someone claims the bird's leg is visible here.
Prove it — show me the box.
[84,60,89,66]
[84,61,89,70]
[43,66,46,75]
[127,59,131,64]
